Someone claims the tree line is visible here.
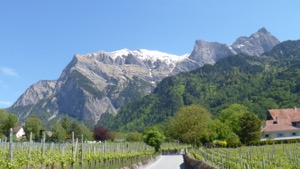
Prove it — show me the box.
[0,109,143,143]
[142,104,261,151]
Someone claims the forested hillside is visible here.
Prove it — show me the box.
[108,40,300,131]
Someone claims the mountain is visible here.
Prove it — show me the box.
[173,27,279,73]
[109,40,300,131]
[7,28,279,126]
[8,49,187,124]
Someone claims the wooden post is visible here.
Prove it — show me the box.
[104,140,106,155]
[4,137,7,149]
[9,128,13,165]
[42,131,45,156]
[71,131,75,169]
[27,132,32,169]
[41,131,45,169]
[81,134,84,169]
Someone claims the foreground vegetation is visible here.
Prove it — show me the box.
[0,136,189,169]
[190,142,300,169]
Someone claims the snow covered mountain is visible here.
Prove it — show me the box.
[8,28,279,125]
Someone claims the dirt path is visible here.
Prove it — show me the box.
[144,155,185,169]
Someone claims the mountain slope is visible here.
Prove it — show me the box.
[8,49,186,124]
[109,40,300,131]
[8,28,280,126]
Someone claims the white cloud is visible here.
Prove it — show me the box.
[0,66,18,77]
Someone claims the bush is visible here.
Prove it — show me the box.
[226,132,242,147]
[212,140,227,147]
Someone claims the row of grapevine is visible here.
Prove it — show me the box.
[190,142,300,169]
[0,130,157,169]
[0,129,190,169]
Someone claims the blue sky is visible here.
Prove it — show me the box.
[0,1,300,108]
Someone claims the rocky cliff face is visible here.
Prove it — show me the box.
[173,27,280,73]
[232,27,280,56]
[8,28,280,125]
[9,49,187,124]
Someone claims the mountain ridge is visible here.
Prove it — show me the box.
[7,28,280,126]
[109,40,300,131]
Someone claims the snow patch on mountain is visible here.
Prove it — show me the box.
[97,48,189,64]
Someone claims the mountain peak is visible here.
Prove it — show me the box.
[232,27,280,56]
[257,27,269,34]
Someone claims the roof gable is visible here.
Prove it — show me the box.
[262,119,300,132]
[268,108,300,122]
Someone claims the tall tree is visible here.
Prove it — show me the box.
[209,119,232,141]
[24,115,44,141]
[51,120,67,142]
[3,114,18,137]
[69,120,92,140]
[239,112,262,144]
[0,110,9,137]
[143,128,165,152]
[219,104,249,135]
[168,105,211,145]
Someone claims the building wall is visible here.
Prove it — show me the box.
[262,130,300,139]
[16,128,25,138]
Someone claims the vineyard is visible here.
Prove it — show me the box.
[190,142,300,169]
[0,131,189,169]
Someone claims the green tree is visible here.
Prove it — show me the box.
[24,115,44,141]
[168,105,211,145]
[61,116,69,130]
[219,104,249,134]
[143,129,165,152]
[226,132,241,147]
[209,119,232,141]
[3,114,18,137]
[69,121,92,141]
[51,120,67,142]
[239,112,262,144]
[0,110,9,137]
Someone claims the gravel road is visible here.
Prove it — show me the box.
[144,155,185,169]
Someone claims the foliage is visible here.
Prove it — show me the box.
[238,112,262,144]
[50,120,67,142]
[24,115,44,141]
[119,76,154,104]
[167,105,211,145]
[191,142,300,168]
[212,140,227,147]
[69,121,92,140]
[93,125,111,141]
[219,104,249,134]
[208,119,232,141]
[126,131,143,142]
[225,132,241,147]
[0,141,160,169]
[0,109,8,137]
[143,128,165,152]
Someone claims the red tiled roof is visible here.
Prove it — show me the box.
[268,108,300,122]
[262,119,300,132]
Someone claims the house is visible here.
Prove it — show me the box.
[13,126,26,140]
[261,108,300,141]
